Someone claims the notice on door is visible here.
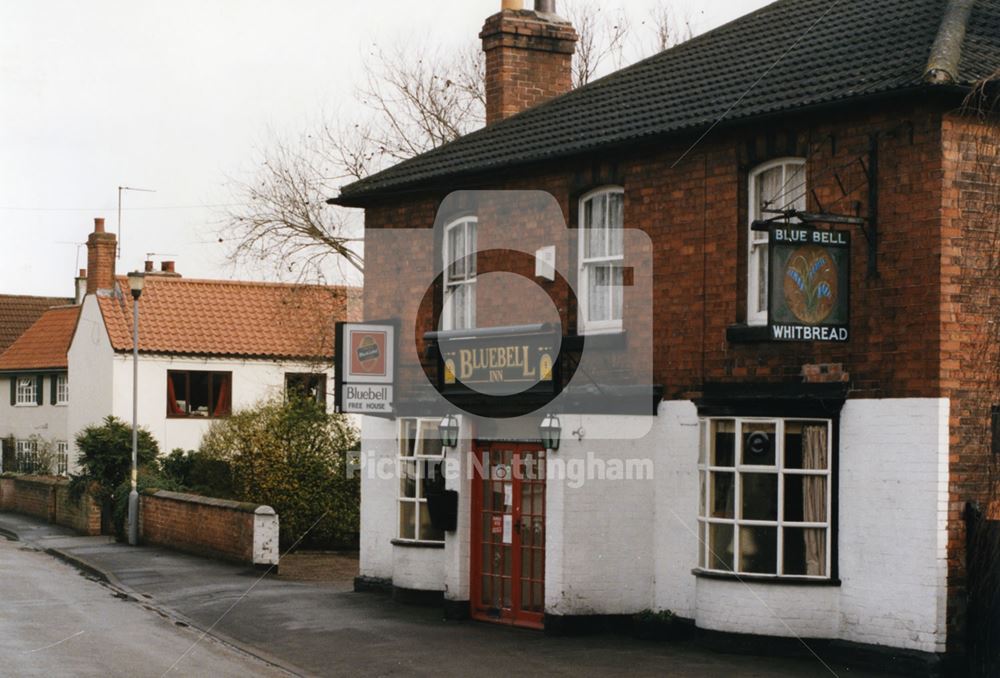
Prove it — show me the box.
[502,515,513,544]
[491,515,503,536]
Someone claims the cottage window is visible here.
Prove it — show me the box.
[579,187,625,334]
[15,439,38,474]
[55,374,69,405]
[748,159,806,326]
[167,370,232,418]
[698,417,832,579]
[285,373,327,406]
[14,376,40,406]
[398,418,446,543]
[442,217,478,331]
[56,441,69,476]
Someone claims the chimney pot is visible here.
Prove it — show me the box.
[535,0,556,12]
[145,261,154,273]
[161,261,176,274]
[94,217,105,233]
[78,269,87,278]
[502,0,523,8]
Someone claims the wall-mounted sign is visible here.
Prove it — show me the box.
[335,322,396,415]
[768,226,850,342]
[437,328,559,398]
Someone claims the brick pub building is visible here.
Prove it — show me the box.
[332,0,1000,672]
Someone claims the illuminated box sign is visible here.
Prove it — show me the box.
[335,323,396,414]
[768,226,851,343]
[437,329,559,398]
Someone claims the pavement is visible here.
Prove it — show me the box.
[0,512,891,678]
[0,534,288,677]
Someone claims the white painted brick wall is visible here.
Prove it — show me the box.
[359,399,949,654]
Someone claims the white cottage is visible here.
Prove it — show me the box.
[1,218,358,473]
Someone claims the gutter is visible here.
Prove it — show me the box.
[924,0,975,85]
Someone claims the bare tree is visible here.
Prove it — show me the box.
[223,2,694,279]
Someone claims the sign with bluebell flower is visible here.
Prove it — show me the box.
[768,226,850,342]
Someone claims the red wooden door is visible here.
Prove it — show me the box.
[470,442,546,629]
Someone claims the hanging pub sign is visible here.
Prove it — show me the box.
[768,225,851,342]
[335,322,396,415]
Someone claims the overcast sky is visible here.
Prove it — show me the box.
[0,0,773,298]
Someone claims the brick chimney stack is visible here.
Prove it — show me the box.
[481,0,578,125]
[86,218,117,294]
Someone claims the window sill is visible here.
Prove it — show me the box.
[563,331,627,352]
[391,539,445,550]
[14,403,39,408]
[166,414,231,420]
[726,324,770,343]
[692,568,840,586]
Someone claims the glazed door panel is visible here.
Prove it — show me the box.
[471,443,546,629]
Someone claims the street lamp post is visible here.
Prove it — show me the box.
[126,271,145,546]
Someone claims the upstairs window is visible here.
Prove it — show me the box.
[748,159,806,326]
[55,374,69,405]
[579,187,625,334]
[442,217,478,331]
[14,376,40,406]
[285,373,327,407]
[167,370,232,418]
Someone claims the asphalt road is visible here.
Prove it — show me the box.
[0,536,288,678]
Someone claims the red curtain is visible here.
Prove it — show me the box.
[213,373,231,417]
[166,374,185,416]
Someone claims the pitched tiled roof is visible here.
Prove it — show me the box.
[334,0,1000,204]
[0,305,80,372]
[97,276,360,360]
[0,295,74,353]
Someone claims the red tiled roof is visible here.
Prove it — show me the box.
[97,276,360,360]
[0,305,80,372]
[0,295,73,353]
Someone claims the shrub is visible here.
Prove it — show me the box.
[161,448,234,498]
[70,416,159,505]
[200,394,359,549]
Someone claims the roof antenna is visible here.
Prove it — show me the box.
[117,186,156,261]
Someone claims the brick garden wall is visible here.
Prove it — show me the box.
[0,475,101,535]
[139,489,269,566]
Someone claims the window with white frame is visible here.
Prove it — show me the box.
[15,376,39,406]
[579,187,625,333]
[748,159,806,326]
[15,439,38,474]
[442,217,477,331]
[697,417,832,578]
[398,419,446,543]
[56,374,69,405]
[56,441,69,476]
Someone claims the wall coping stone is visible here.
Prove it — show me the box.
[142,488,269,515]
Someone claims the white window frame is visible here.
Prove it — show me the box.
[56,441,69,476]
[15,376,38,406]
[15,439,38,474]
[397,418,447,544]
[55,374,69,406]
[442,217,478,332]
[697,417,833,580]
[747,158,807,326]
[578,186,625,335]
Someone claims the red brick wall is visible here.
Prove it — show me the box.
[0,476,100,536]
[939,109,1000,652]
[139,490,257,565]
[364,100,948,402]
